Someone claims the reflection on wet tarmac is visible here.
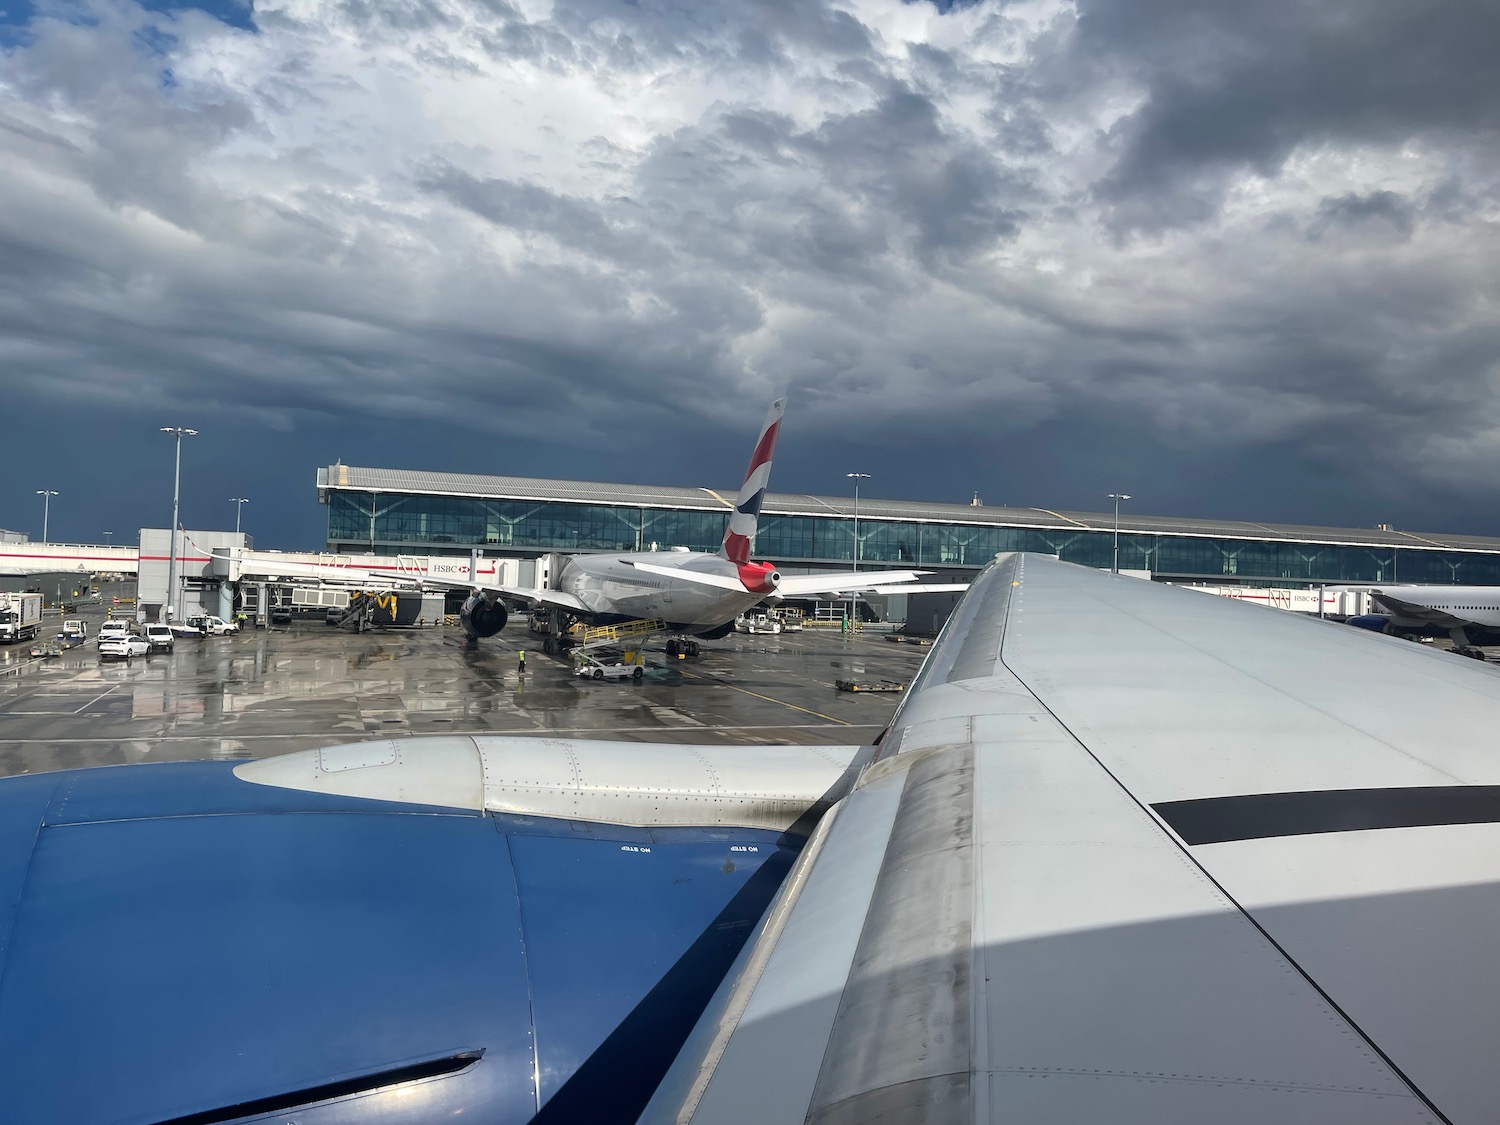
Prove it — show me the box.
[0,617,927,778]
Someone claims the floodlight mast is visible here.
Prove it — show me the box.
[231,497,249,535]
[1108,492,1132,574]
[35,490,58,544]
[161,427,199,622]
[846,472,871,631]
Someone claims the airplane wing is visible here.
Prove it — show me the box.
[625,561,749,591]
[625,560,949,598]
[414,573,593,615]
[772,571,958,597]
[1369,589,1465,627]
[493,585,592,614]
[642,553,1500,1123]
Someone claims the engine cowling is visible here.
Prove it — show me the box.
[736,562,780,595]
[1346,614,1394,634]
[461,593,509,638]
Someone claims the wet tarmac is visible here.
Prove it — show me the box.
[0,611,931,779]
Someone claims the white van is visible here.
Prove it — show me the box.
[97,620,132,646]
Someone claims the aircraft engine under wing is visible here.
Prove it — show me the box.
[644,553,1500,1124]
[0,738,863,1125]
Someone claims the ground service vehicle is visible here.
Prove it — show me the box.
[99,635,150,661]
[97,621,132,646]
[186,615,239,636]
[575,654,645,681]
[735,612,782,635]
[144,624,175,652]
[0,593,43,643]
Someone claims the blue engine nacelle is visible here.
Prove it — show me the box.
[0,762,799,1125]
[461,592,508,638]
[1346,614,1394,633]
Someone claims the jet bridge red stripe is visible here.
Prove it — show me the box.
[1155,786,1500,845]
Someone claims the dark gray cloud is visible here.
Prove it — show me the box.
[1308,190,1416,241]
[1,0,1499,547]
[1071,0,1500,231]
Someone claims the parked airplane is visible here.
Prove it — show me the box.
[447,398,962,649]
[5,554,1499,1122]
[1345,583,1500,658]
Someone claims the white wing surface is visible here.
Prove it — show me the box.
[624,562,942,597]
[415,573,592,614]
[644,552,1500,1124]
[771,570,938,597]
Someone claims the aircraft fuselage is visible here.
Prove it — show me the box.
[559,551,766,633]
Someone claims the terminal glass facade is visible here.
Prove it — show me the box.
[325,491,1500,585]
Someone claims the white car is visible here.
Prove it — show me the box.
[99,635,151,661]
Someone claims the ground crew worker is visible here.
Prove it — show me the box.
[517,647,526,674]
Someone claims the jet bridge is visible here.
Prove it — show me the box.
[208,548,525,628]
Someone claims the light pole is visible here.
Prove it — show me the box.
[231,497,249,535]
[103,531,112,547]
[846,472,870,631]
[847,473,870,568]
[1108,492,1132,574]
[161,427,199,622]
[35,490,58,543]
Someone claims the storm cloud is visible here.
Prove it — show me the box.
[1,0,1498,544]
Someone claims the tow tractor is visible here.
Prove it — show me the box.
[735,612,781,635]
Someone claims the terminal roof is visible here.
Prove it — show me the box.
[317,464,1500,554]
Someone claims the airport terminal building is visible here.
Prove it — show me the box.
[317,464,1500,587]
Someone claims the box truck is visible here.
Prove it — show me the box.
[0,593,43,643]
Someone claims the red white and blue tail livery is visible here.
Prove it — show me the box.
[722,397,784,566]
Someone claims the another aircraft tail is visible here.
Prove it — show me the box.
[721,397,785,565]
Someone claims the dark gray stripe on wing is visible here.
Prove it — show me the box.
[1155,786,1500,845]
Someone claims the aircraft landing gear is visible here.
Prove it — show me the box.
[664,639,700,659]
[1456,645,1488,661]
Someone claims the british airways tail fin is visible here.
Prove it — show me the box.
[720,397,785,565]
